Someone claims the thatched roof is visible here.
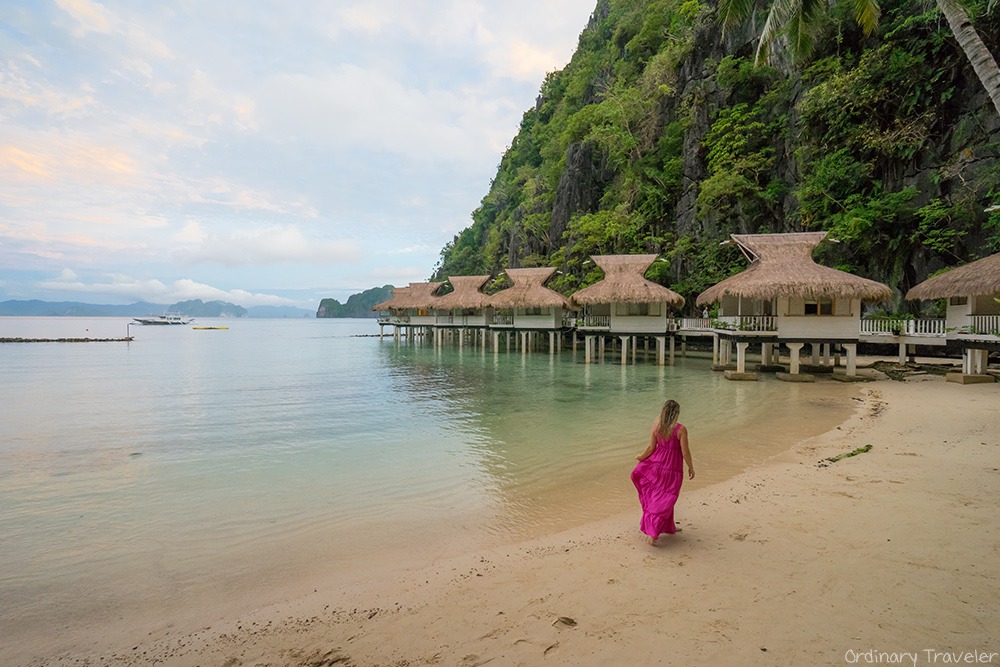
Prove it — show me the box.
[371,286,409,311]
[696,232,892,306]
[372,281,444,310]
[906,252,1000,300]
[571,254,685,307]
[488,267,574,310]
[434,275,491,310]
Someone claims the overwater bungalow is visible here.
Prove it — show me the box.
[697,232,892,381]
[571,254,686,365]
[430,275,493,348]
[373,286,410,338]
[487,267,574,353]
[372,281,444,341]
[906,251,1000,383]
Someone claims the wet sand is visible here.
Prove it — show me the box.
[18,374,1000,666]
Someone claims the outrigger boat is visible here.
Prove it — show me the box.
[131,314,193,325]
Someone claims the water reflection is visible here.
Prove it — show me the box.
[375,341,857,538]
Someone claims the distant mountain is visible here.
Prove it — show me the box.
[246,305,313,318]
[170,299,247,318]
[0,300,166,317]
[317,285,393,318]
[0,299,289,317]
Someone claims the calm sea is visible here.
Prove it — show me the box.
[0,316,857,659]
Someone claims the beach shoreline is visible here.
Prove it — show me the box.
[19,374,1000,666]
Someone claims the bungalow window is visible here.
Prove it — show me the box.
[523,307,544,316]
[626,303,650,316]
[804,299,833,316]
[949,296,968,306]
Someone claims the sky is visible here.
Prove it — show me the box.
[0,0,595,308]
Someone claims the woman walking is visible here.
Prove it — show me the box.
[631,399,695,545]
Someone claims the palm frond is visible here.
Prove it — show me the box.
[755,0,802,64]
[718,0,757,35]
[786,11,815,60]
[848,0,881,34]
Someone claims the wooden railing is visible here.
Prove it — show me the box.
[578,315,610,328]
[680,317,713,330]
[860,318,946,336]
[491,313,513,326]
[717,316,777,332]
[969,315,1000,337]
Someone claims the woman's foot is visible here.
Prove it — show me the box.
[647,535,658,545]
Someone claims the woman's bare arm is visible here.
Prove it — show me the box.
[678,424,695,479]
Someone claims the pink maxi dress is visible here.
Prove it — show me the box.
[631,422,684,538]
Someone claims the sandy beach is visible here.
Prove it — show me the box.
[23,373,1000,667]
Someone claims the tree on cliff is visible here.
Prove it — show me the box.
[433,0,1000,308]
[719,0,1000,117]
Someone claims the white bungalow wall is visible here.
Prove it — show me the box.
[776,296,861,339]
[512,308,566,329]
[718,296,774,317]
[946,293,1000,330]
[608,302,669,333]
[452,308,493,327]
[463,312,492,327]
[407,310,437,325]
[945,298,972,330]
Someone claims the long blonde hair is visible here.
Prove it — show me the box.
[656,399,681,439]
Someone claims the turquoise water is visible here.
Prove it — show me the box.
[0,317,856,657]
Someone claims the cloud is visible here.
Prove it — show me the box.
[35,271,298,306]
[0,146,51,179]
[256,66,511,167]
[177,224,361,266]
[56,0,174,61]
[38,272,170,298]
[0,134,139,186]
[363,266,433,285]
[335,4,392,34]
[185,179,317,217]
[57,0,116,35]
[490,38,570,81]
[2,1,594,304]
[169,279,298,306]
[0,63,97,119]
[375,244,435,256]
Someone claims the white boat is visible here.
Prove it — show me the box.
[131,314,193,325]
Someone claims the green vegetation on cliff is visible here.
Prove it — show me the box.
[317,286,394,318]
[434,0,1000,312]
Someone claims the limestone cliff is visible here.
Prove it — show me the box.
[435,0,1000,311]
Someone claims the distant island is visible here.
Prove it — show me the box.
[0,299,312,319]
[317,285,393,318]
